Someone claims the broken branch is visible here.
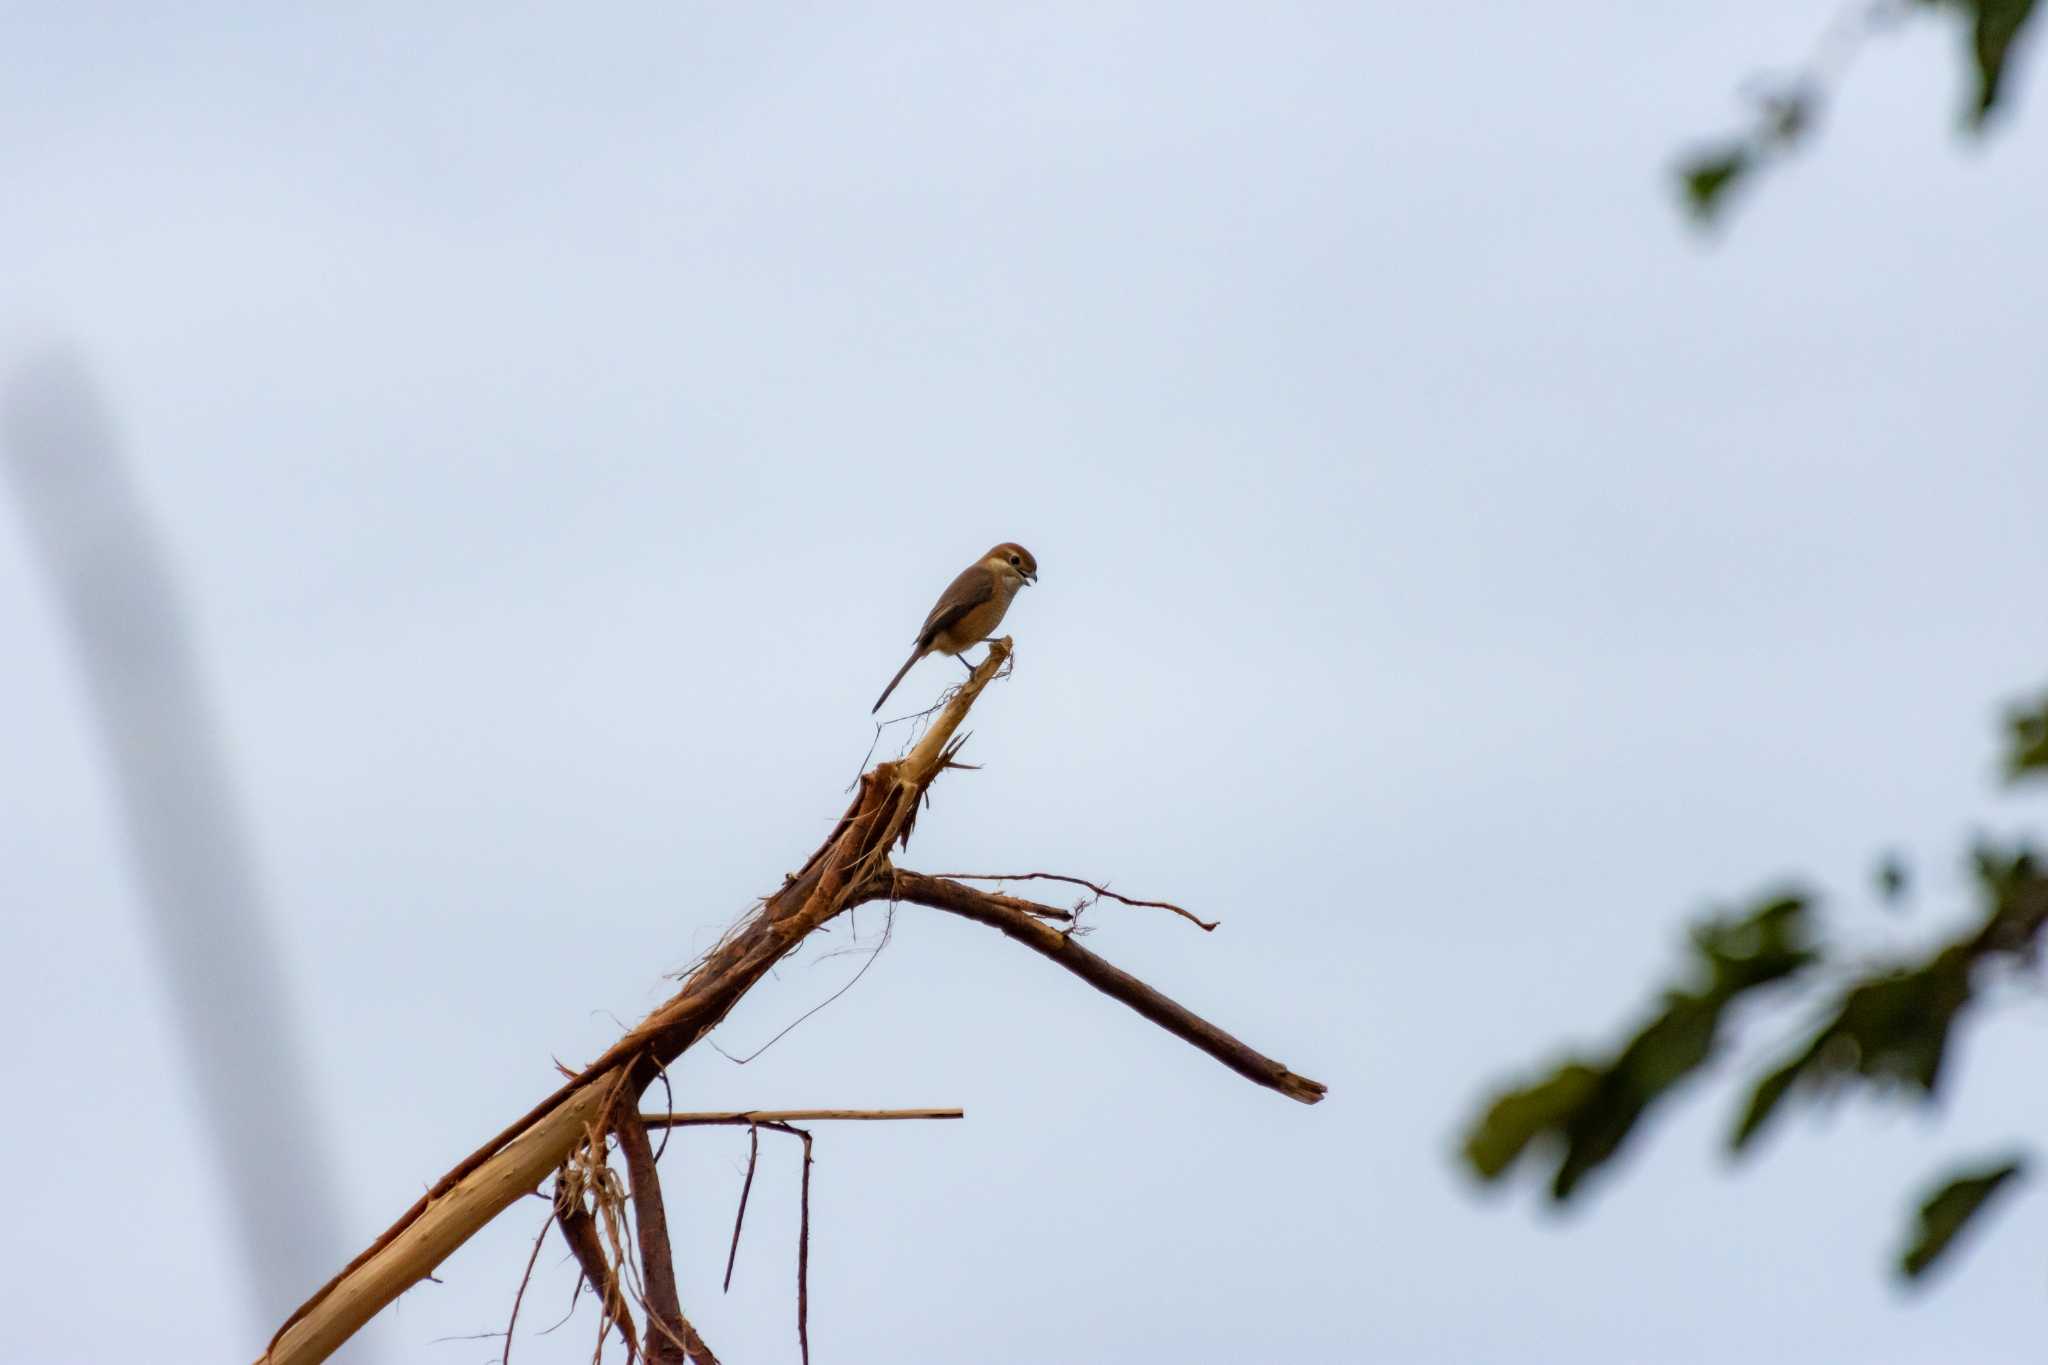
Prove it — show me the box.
[722,1126,760,1295]
[889,869,1325,1104]
[614,1103,718,1365]
[553,1166,637,1360]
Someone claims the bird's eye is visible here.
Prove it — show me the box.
[1008,554,1021,566]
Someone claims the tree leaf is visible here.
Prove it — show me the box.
[2001,691,2048,781]
[1730,947,1974,1152]
[1965,0,2040,123]
[1463,1063,1598,1180]
[1921,0,2043,125]
[1898,1157,2026,1280]
[1462,894,1816,1198]
[1677,146,1752,223]
[1729,1050,1805,1151]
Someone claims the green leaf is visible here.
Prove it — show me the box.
[1730,1050,1805,1151]
[1727,845,2048,1153]
[2001,691,2048,781]
[1690,894,1816,992]
[1463,1063,1598,1181]
[1731,946,1974,1152]
[1899,1157,2026,1280]
[1921,0,2043,125]
[1677,146,1752,223]
[1462,893,1816,1198]
[1550,995,1720,1200]
[1966,0,2039,123]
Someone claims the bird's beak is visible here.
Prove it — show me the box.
[1023,570,1037,585]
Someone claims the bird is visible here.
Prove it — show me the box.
[872,542,1039,714]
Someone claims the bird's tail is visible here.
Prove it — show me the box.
[871,646,923,714]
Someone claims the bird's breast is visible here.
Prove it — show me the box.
[930,579,1020,654]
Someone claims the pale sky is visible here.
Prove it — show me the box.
[4,4,2047,1363]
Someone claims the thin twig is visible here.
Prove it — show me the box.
[722,1125,760,1294]
[539,1274,584,1337]
[650,1057,675,1164]
[500,1210,552,1365]
[647,1108,966,1128]
[709,904,895,1065]
[929,872,1219,931]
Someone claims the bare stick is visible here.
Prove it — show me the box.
[647,1108,965,1127]
[930,871,1218,930]
[796,1127,815,1365]
[891,870,1326,1104]
[615,1104,719,1365]
[722,1126,760,1294]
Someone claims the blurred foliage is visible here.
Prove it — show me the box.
[1876,850,1911,903]
[1679,92,1810,226]
[1899,1157,2026,1280]
[1679,147,1756,221]
[1462,687,2048,1286]
[1951,0,2043,121]
[1732,843,2043,1149]
[1680,0,2040,225]
[1463,895,1815,1199]
[2005,692,2048,780]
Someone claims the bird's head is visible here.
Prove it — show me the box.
[985,542,1038,586]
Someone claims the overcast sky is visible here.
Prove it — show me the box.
[4,4,2048,1363]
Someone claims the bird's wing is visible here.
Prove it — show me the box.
[917,564,994,646]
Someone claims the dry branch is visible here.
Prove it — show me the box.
[259,635,1326,1363]
[261,644,1006,1364]
[889,870,1326,1104]
[615,1106,718,1365]
[553,1166,636,1360]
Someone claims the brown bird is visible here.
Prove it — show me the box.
[872,542,1039,713]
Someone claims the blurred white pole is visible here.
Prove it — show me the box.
[2,351,356,1350]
